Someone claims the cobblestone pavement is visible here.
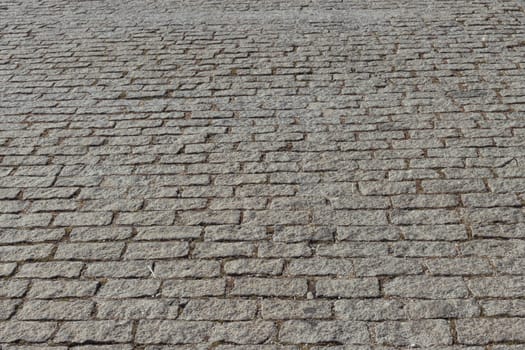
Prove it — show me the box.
[1,0,525,348]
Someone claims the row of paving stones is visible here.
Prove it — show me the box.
[1,318,525,346]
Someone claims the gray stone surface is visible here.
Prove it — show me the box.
[1,0,525,347]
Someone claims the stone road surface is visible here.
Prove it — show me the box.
[1,0,525,348]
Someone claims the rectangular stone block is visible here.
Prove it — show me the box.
[354,257,423,276]
[97,279,160,298]
[124,241,189,259]
[375,320,452,346]
[181,299,257,321]
[316,278,380,298]
[261,300,332,319]
[467,276,525,297]
[28,280,99,299]
[136,320,212,344]
[16,300,94,320]
[162,279,225,298]
[224,259,284,276]
[210,321,276,344]
[53,212,113,226]
[96,299,177,320]
[16,262,83,278]
[383,276,469,298]
[334,299,405,321]
[0,321,57,342]
[279,320,369,344]
[457,318,525,344]
[54,321,133,343]
[231,278,307,297]
[54,243,124,260]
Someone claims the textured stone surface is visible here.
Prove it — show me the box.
[375,320,453,346]
[1,0,525,347]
